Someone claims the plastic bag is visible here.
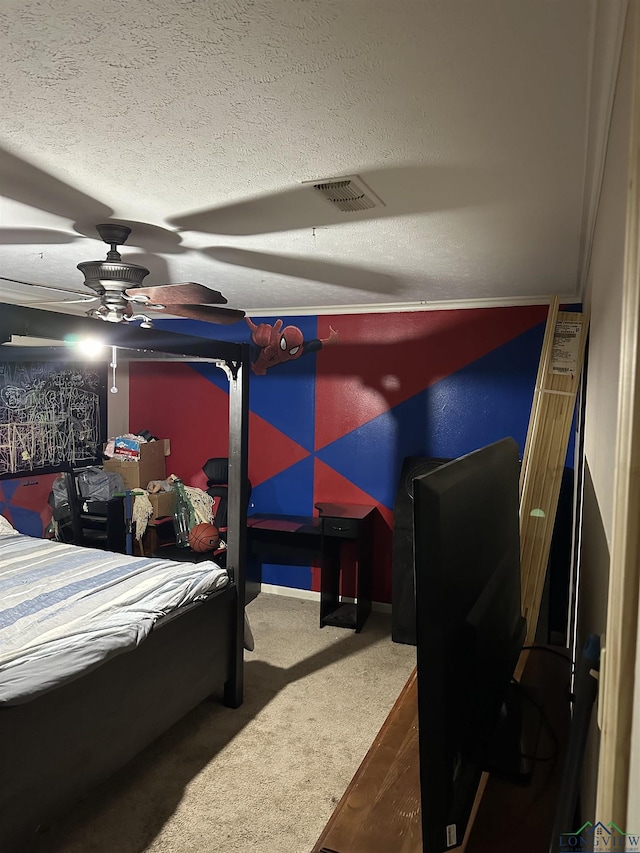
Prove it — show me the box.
[76,467,125,501]
[52,467,125,506]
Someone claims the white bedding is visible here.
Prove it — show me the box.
[0,525,230,704]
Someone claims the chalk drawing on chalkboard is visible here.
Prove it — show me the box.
[0,361,106,475]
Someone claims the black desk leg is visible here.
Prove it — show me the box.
[320,533,373,633]
[320,536,342,628]
[355,531,373,633]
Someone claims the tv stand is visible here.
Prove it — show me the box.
[310,648,570,853]
[310,668,423,853]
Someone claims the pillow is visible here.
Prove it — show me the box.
[0,515,17,536]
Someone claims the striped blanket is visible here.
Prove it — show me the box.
[0,530,229,705]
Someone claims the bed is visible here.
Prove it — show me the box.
[0,302,251,851]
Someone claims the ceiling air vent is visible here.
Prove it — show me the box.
[309,175,384,212]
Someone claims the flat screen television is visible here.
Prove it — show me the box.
[413,437,527,851]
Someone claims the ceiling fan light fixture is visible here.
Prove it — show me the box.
[76,337,105,357]
[309,175,385,213]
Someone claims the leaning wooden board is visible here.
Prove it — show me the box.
[519,300,589,644]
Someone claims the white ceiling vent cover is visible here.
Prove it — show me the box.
[309,175,385,212]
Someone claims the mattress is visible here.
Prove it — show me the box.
[0,529,229,705]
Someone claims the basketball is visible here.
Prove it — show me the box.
[188,522,220,553]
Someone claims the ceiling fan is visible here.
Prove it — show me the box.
[2,223,245,327]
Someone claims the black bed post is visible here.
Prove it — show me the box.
[223,343,250,708]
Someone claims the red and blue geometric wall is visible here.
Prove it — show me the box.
[130,305,555,602]
[0,473,57,537]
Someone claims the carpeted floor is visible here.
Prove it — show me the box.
[32,592,416,853]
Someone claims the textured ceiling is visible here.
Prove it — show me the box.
[0,0,622,323]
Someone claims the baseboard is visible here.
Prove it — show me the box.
[261,583,320,602]
[260,583,392,614]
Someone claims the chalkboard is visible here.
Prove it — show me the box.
[0,355,107,476]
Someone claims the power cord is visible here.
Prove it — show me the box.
[511,678,560,764]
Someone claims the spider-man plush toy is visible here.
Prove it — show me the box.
[246,317,338,375]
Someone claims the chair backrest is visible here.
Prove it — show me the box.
[202,457,252,531]
[61,470,85,544]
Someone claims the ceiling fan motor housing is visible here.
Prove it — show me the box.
[76,260,150,299]
[78,222,149,304]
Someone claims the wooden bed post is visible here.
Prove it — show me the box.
[223,343,250,708]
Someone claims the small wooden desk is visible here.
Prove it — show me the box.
[247,502,376,632]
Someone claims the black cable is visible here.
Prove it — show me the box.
[520,645,577,703]
[511,682,562,809]
[510,678,561,766]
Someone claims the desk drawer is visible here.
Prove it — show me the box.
[322,517,359,538]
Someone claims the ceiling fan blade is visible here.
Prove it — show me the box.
[125,282,228,305]
[169,184,336,236]
[20,296,99,306]
[152,303,245,324]
[0,145,113,222]
[0,276,95,298]
[203,247,402,296]
[0,228,80,245]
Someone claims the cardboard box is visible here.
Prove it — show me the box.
[103,440,167,490]
[148,491,176,519]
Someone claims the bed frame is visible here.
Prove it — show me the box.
[0,302,250,851]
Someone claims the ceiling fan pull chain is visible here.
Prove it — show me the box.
[110,346,119,394]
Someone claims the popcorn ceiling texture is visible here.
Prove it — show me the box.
[0,1,601,313]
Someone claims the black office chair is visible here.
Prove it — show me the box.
[202,456,252,535]
[153,457,251,564]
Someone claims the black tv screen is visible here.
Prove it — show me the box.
[413,437,526,851]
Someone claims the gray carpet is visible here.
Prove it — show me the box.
[33,593,416,853]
